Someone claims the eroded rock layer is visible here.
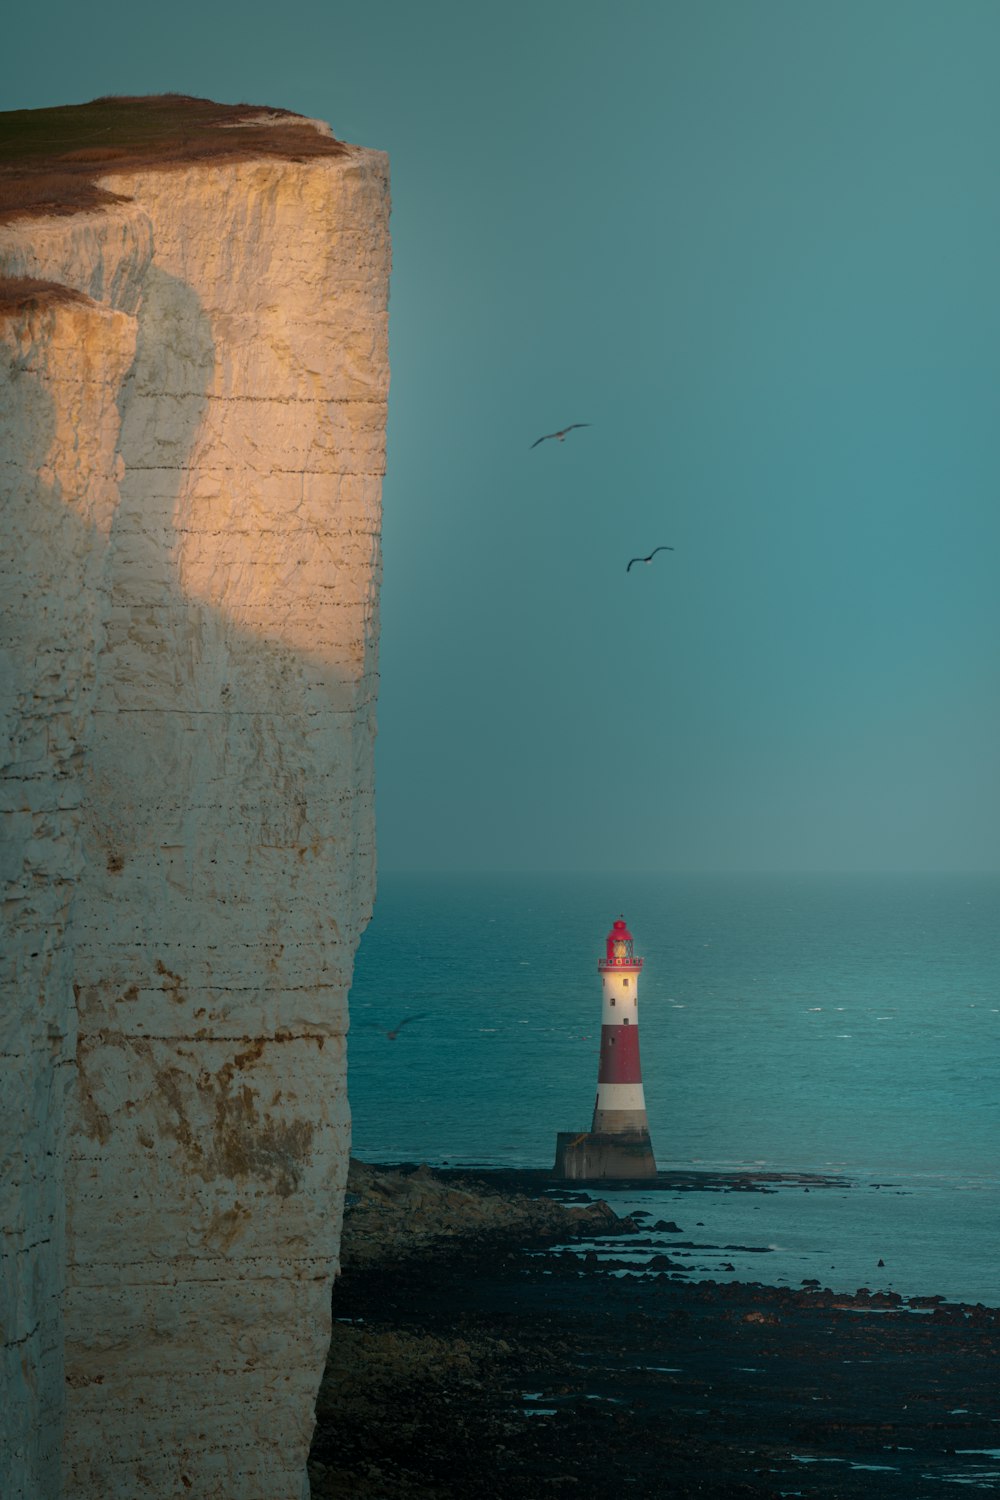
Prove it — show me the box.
[0,122,389,1498]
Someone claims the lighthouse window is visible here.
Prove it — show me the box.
[623,1016,630,1025]
[609,997,615,1006]
[623,978,630,988]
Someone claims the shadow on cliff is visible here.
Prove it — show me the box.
[5,268,378,1224]
[0,310,85,1500]
[100,266,374,1172]
[87,263,218,871]
[3,199,382,1498]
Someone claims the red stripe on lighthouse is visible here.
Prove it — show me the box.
[597,1024,642,1084]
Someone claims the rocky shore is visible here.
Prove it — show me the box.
[309,1163,1000,1498]
[337,1159,627,1270]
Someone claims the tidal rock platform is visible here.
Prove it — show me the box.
[311,1162,1000,1499]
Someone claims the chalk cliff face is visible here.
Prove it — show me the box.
[0,115,389,1498]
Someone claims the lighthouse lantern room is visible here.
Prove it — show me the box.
[554,916,657,1180]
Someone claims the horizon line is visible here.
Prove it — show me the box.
[375,866,1000,878]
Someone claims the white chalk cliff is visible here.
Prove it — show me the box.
[0,112,389,1497]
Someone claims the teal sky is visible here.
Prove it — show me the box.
[8,1,1000,872]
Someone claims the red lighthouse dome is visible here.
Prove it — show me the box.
[598,916,644,973]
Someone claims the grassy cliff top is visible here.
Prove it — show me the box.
[0,94,347,224]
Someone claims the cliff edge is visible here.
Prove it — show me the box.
[0,96,390,1499]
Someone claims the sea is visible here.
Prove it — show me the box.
[346,872,999,1306]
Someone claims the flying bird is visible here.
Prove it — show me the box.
[626,546,674,573]
[384,1013,428,1041]
[530,423,590,448]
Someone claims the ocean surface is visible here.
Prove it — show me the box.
[347,872,999,1304]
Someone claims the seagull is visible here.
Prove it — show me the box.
[626,546,674,573]
[530,423,590,448]
[384,1013,428,1041]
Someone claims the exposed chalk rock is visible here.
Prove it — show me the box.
[0,107,389,1499]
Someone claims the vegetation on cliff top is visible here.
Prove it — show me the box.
[0,94,346,225]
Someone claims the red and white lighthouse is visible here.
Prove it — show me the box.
[554,916,657,1180]
[593,916,651,1136]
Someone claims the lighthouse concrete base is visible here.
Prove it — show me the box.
[553,1131,657,1181]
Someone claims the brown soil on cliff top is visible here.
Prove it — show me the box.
[0,275,89,313]
[0,94,346,224]
[311,1163,1000,1499]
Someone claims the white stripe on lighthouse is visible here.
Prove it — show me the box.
[595,1082,647,1111]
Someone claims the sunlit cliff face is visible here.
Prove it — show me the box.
[0,119,389,1500]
